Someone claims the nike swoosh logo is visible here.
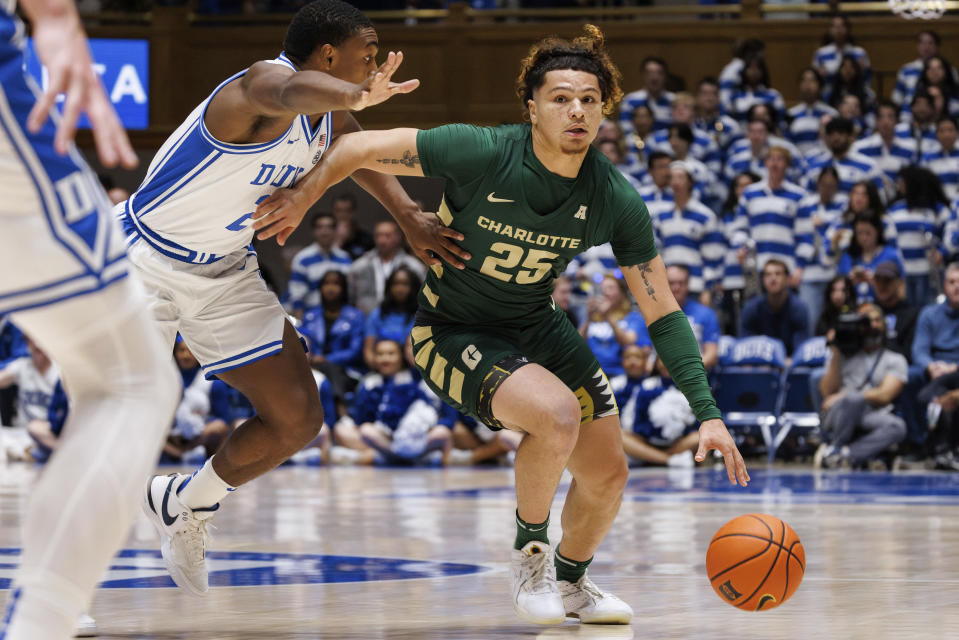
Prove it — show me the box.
[487,192,514,203]
[161,476,180,527]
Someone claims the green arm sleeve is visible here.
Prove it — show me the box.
[647,310,722,423]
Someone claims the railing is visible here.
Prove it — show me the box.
[76,1,959,27]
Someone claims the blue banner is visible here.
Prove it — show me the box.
[23,38,149,130]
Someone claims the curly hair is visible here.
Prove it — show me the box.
[516,24,623,117]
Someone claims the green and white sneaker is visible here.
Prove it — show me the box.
[510,541,565,625]
[559,573,633,624]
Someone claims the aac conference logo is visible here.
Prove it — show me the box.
[23,38,149,130]
[0,548,488,589]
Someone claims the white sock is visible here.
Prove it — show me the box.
[178,456,236,510]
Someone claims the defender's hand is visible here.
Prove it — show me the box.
[696,418,750,487]
[398,209,470,269]
[349,52,419,112]
[28,13,137,168]
[252,187,311,246]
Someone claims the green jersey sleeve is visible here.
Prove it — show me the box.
[605,171,659,267]
[416,125,499,209]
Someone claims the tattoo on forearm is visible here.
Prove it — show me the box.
[376,149,420,168]
[637,261,656,301]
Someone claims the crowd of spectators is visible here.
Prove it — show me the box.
[4,16,959,473]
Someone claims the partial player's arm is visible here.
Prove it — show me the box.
[252,128,424,239]
[623,257,749,487]
[206,51,418,144]
[20,0,137,167]
[252,123,467,266]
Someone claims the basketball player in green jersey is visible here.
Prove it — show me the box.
[252,25,750,625]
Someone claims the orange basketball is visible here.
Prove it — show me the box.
[705,513,805,611]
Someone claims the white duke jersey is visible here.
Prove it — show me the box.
[121,53,332,264]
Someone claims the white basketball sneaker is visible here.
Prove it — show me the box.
[142,473,217,596]
[558,573,633,624]
[510,541,566,625]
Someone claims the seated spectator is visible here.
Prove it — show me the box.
[651,162,724,299]
[813,14,872,104]
[616,350,700,468]
[815,274,856,336]
[895,90,940,160]
[637,265,720,371]
[579,275,646,378]
[893,30,942,108]
[594,135,644,191]
[300,269,366,399]
[740,259,811,356]
[836,93,872,141]
[349,220,425,314]
[719,38,766,117]
[725,114,805,185]
[815,302,908,469]
[624,104,656,183]
[363,265,420,369]
[920,116,959,202]
[914,55,959,120]
[718,171,761,335]
[803,118,884,200]
[637,151,674,220]
[0,335,58,428]
[827,54,875,119]
[283,211,353,317]
[662,123,725,209]
[912,261,959,411]
[552,274,582,328]
[0,317,27,427]
[618,56,675,133]
[332,192,374,260]
[852,100,913,199]
[728,54,785,124]
[163,339,232,464]
[26,379,68,463]
[873,260,919,362]
[798,166,846,327]
[886,165,950,305]
[332,339,427,466]
[837,213,906,304]
[444,407,523,467]
[694,76,743,153]
[785,67,837,158]
[649,92,723,178]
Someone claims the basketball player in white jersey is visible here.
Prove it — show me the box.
[0,1,180,639]
[135,0,468,595]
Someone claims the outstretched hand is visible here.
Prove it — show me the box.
[696,418,750,487]
[349,51,419,112]
[398,209,470,269]
[27,13,137,168]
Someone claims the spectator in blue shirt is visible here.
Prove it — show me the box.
[364,265,420,368]
[912,264,959,464]
[740,259,811,356]
[283,211,353,317]
[837,213,906,304]
[579,274,647,377]
[300,269,366,401]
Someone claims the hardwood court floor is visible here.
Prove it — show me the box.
[3,461,959,639]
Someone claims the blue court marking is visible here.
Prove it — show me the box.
[381,469,959,507]
[0,550,488,590]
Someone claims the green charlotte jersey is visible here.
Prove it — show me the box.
[416,123,657,326]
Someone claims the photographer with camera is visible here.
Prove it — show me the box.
[814,302,908,469]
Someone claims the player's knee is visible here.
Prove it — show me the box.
[541,393,581,454]
[583,450,629,498]
[268,387,324,447]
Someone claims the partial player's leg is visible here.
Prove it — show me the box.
[489,362,580,625]
[554,414,633,624]
[520,308,633,623]
[3,280,178,640]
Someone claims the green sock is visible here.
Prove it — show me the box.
[554,549,592,583]
[514,510,549,550]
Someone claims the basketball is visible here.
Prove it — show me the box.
[706,514,805,611]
